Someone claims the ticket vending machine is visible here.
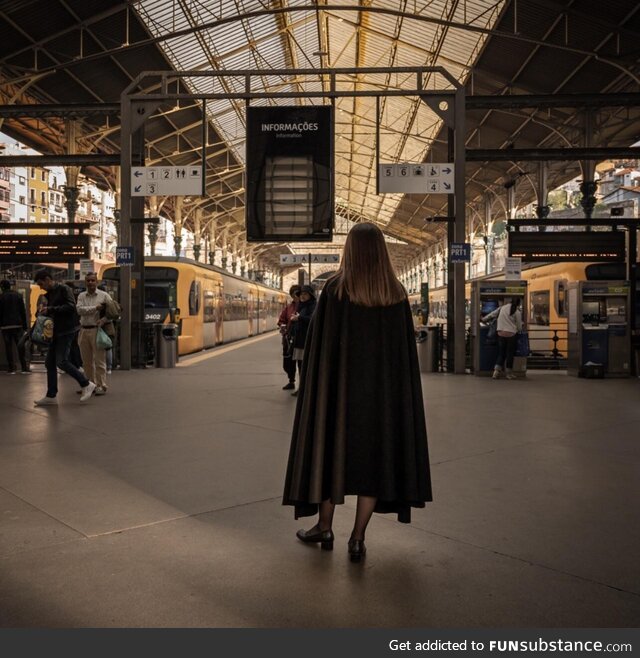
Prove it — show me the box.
[471,280,528,375]
[567,281,630,377]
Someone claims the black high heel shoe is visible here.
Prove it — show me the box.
[348,538,366,562]
[296,526,334,551]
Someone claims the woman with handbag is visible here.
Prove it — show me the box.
[283,223,432,562]
[288,285,316,397]
[482,298,523,380]
[277,285,300,390]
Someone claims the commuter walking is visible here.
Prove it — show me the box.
[288,285,316,397]
[0,279,29,374]
[482,297,523,380]
[33,269,96,406]
[68,284,83,372]
[77,272,113,396]
[283,223,432,562]
[277,285,300,390]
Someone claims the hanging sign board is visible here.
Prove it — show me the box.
[246,105,334,242]
[508,231,625,262]
[378,163,455,194]
[0,235,90,263]
[280,254,339,265]
[131,166,202,197]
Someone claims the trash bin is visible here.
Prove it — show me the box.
[155,323,178,368]
[416,326,439,373]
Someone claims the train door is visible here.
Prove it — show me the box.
[215,282,223,344]
[203,284,216,349]
[248,289,255,336]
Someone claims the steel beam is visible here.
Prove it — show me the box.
[454,86,466,375]
[0,154,120,167]
[0,103,120,118]
[466,92,640,110]
[466,147,640,162]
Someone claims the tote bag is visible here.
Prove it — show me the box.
[96,327,113,350]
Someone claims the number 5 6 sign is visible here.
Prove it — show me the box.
[378,162,455,194]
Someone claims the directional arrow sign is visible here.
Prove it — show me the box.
[378,163,454,193]
[131,166,203,196]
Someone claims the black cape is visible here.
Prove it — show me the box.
[282,282,432,523]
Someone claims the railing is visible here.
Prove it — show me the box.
[422,322,568,373]
[526,323,568,369]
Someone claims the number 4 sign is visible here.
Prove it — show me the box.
[378,163,455,194]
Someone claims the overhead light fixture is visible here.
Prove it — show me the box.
[313,51,328,57]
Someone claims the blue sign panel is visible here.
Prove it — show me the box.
[450,243,471,263]
[116,246,134,266]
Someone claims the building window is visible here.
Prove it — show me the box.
[19,195,25,205]
[41,170,46,182]
[30,168,35,179]
[30,189,35,203]
[41,191,46,207]
[19,176,25,184]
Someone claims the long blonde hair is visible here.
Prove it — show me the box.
[333,222,406,307]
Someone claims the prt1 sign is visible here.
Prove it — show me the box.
[449,243,471,263]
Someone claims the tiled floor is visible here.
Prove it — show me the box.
[0,334,638,627]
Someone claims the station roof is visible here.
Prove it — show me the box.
[1,1,639,270]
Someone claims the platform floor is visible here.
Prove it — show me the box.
[0,333,638,628]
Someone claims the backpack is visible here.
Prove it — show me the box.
[104,297,121,321]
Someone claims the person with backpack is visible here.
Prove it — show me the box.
[33,269,96,405]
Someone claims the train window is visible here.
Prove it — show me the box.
[530,290,550,326]
[223,294,234,321]
[145,282,176,309]
[554,279,568,318]
[189,280,201,316]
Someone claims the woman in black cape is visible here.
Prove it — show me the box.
[283,222,432,562]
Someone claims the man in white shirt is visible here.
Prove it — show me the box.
[77,272,112,395]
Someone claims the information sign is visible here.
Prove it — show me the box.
[131,166,202,197]
[246,105,334,242]
[378,163,455,194]
[280,254,340,265]
[508,231,625,262]
[80,259,95,276]
[449,243,470,263]
[0,235,90,263]
[116,246,134,266]
[505,256,522,280]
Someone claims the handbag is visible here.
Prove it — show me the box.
[96,327,113,350]
[487,317,498,338]
[515,331,530,357]
[30,315,54,346]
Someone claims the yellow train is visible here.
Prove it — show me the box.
[100,257,287,356]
